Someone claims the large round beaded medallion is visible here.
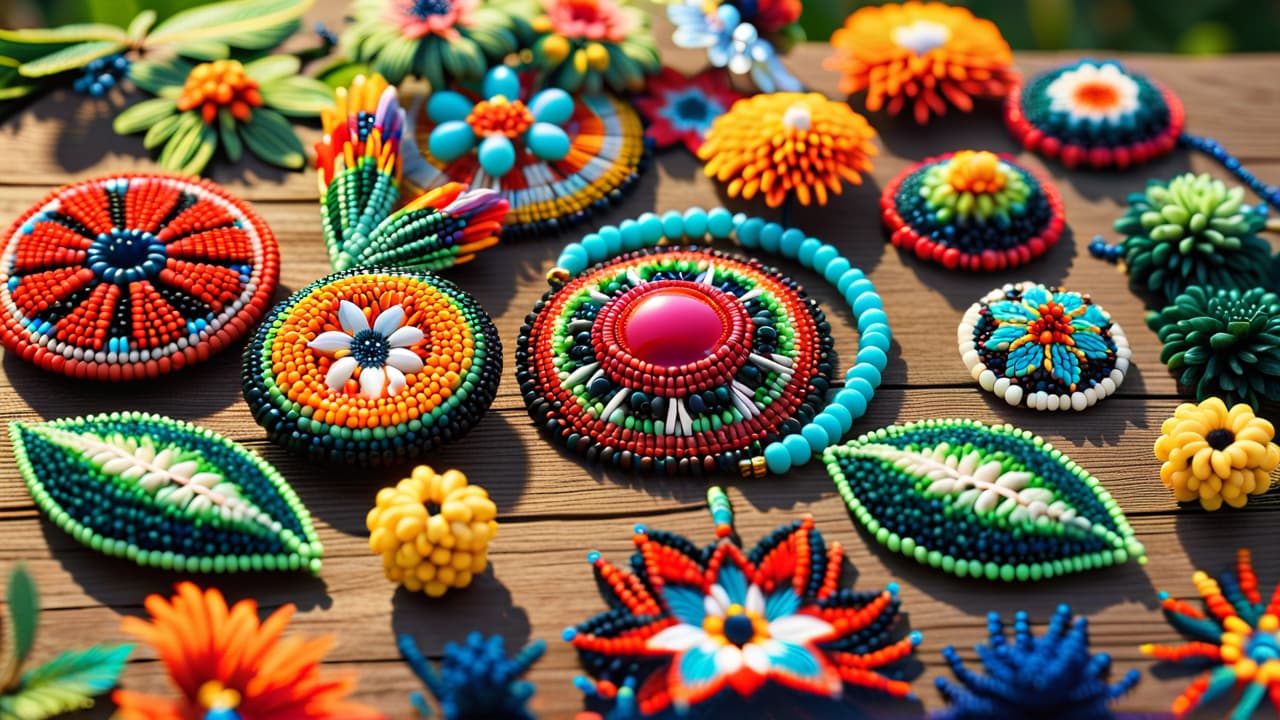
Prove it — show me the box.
[517,247,835,475]
[0,173,278,380]
[243,268,501,465]
[959,281,1130,411]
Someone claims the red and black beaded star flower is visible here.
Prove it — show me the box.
[0,173,278,380]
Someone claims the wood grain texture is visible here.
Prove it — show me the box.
[1,3,1279,718]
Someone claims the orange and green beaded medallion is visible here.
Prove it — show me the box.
[243,268,501,465]
[0,173,279,381]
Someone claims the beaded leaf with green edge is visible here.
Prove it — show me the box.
[822,419,1145,582]
[0,565,132,720]
[9,412,322,575]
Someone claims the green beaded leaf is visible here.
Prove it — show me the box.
[9,412,322,575]
[5,565,37,670]
[823,419,1146,582]
[0,644,132,720]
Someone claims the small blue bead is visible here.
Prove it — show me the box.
[559,244,589,275]
[857,345,888,372]
[847,363,882,390]
[778,228,805,258]
[619,220,644,250]
[682,207,708,238]
[759,223,784,254]
[853,291,883,315]
[581,233,606,261]
[737,217,764,248]
[859,310,889,333]
[764,442,792,473]
[823,257,851,285]
[707,208,735,238]
[661,210,684,239]
[825,403,853,433]
[834,389,868,419]
[860,330,891,353]
[797,238,822,266]
[638,213,664,244]
[836,268,864,294]
[598,226,622,255]
[801,423,830,453]
[782,434,811,465]
[812,245,839,272]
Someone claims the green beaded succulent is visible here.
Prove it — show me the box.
[1114,173,1273,305]
[1147,286,1280,408]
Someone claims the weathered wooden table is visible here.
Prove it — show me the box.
[2,4,1279,717]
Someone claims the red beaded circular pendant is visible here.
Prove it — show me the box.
[0,173,279,381]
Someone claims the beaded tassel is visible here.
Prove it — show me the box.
[1144,549,1280,719]
[315,74,506,272]
[564,487,920,717]
[935,604,1140,719]
[399,632,545,719]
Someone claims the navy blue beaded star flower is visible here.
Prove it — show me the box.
[935,604,1139,720]
[399,632,546,719]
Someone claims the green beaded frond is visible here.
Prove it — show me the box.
[822,419,1146,582]
[1115,173,1272,305]
[9,412,322,575]
[1147,285,1280,409]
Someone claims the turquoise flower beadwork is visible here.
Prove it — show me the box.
[959,281,1130,411]
[518,208,890,477]
[822,419,1146,582]
[427,67,574,178]
[9,412,321,574]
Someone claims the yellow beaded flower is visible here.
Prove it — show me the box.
[367,465,498,596]
[1154,398,1280,510]
[697,92,877,208]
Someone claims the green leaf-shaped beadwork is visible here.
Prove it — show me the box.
[822,419,1146,582]
[9,412,321,574]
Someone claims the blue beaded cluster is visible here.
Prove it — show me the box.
[1087,234,1125,262]
[398,632,545,720]
[549,207,890,476]
[73,53,130,96]
[935,604,1140,719]
[1180,133,1280,209]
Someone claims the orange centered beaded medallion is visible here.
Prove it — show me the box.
[466,97,535,138]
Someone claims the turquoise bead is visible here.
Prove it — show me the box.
[759,223,783,254]
[812,245,839,271]
[813,413,843,443]
[853,291,883,315]
[764,442,792,473]
[528,87,574,124]
[797,238,822,266]
[783,434,811,465]
[859,309,889,333]
[426,91,473,123]
[683,207,708,238]
[834,388,867,418]
[825,404,854,433]
[638,213,663,243]
[527,123,571,161]
[847,363,882,390]
[857,345,888,372]
[619,220,644,250]
[661,210,684,239]
[560,244,589,275]
[846,376,875,400]
[861,330,891,353]
[801,423,830,453]
[837,268,864,294]
[428,120,476,162]
[598,226,622,255]
[483,66,521,101]
[737,217,764,247]
[478,135,516,176]
[707,208,735,238]
[582,234,606,260]
[823,257,851,284]
[779,228,805,258]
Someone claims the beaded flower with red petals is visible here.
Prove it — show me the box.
[0,173,278,381]
[566,487,920,717]
[881,150,1065,272]
[825,2,1016,124]
[1143,548,1280,719]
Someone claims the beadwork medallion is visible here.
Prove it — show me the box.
[881,151,1065,272]
[959,281,1130,411]
[0,174,278,380]
[823,419,1147,582]
[517,247,835,475]
[9,412,321,574]
[243,268,501,465]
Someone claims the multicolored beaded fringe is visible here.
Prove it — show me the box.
[242,268,502,465]
[823,419,1146,582]
[402,76,649,240]
[881,151,1065,272]
[9,412,321,574]
[959,281,1130,411]
[566,487,919,716]
[0,173,278,380]
[518,208,891,477]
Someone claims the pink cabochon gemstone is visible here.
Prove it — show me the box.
[621,287,727,368]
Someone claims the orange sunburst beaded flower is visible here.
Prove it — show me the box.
[113,583,384,720]
[825,1,1016,124]
[697,92,877,208]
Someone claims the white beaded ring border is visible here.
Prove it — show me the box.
[958,281,1130,412]
[545,207,891,476]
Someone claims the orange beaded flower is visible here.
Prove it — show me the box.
[114,583,383,720]
[825,1,1016,124]
[175,59,263,124]
[698,92,877,208]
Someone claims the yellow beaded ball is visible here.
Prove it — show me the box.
[1154,397,1280,511]
[366,465,498,597]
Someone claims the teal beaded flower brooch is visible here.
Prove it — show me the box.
[881,150,1065,272]
[518,208,890,477]
[959,281,1130,411]
[822,419,1146,582]
[9,412,322,574]
[566,488,919,717]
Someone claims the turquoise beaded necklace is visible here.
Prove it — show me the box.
[521,206,889,476]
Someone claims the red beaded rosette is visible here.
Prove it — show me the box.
[0,173,278,380]
[516,247,834,475]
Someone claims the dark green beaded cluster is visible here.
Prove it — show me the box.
[9,412,322,574]
[1147,286,1280,408]
[822,419,1146,582]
